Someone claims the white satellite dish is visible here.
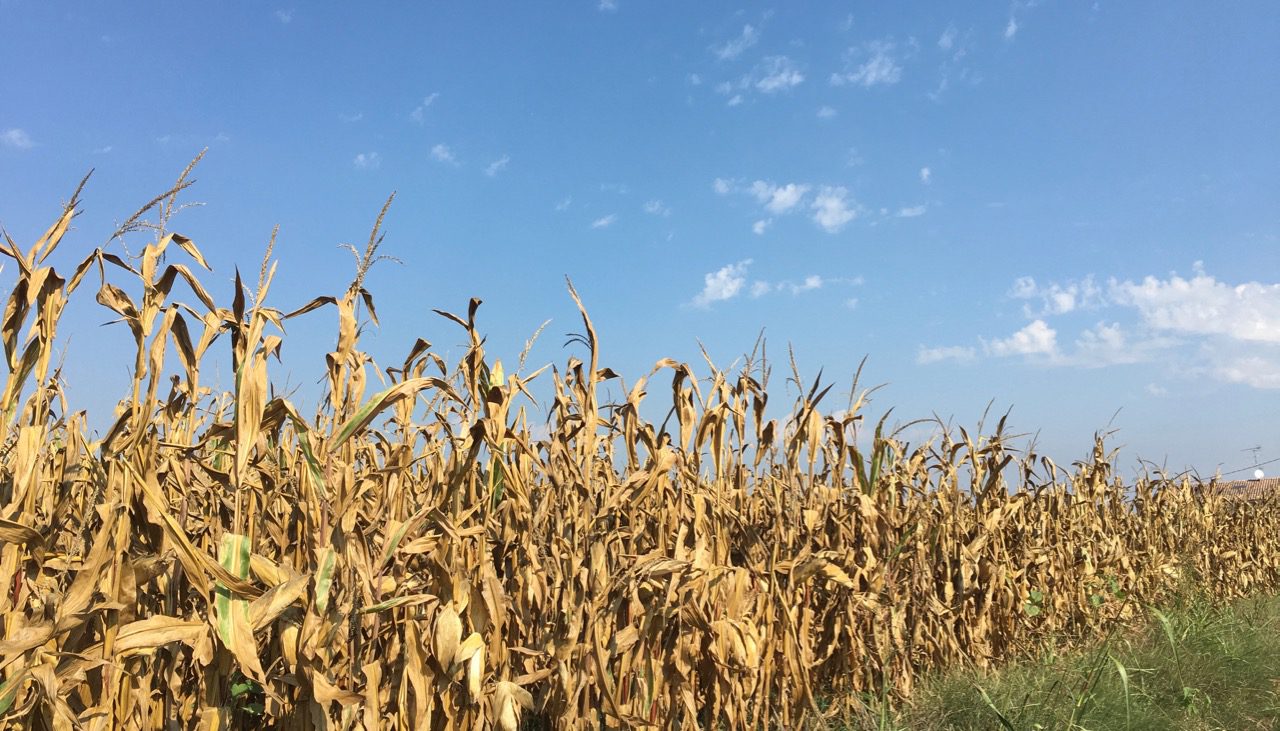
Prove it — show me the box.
[1255,468,1266,480]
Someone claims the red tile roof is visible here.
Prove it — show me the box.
[1214,477,1280,502]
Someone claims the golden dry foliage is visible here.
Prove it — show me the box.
[1,173,1277,730]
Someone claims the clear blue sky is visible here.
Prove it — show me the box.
[1,1,1277,477]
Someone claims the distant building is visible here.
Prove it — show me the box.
[1213,476,1280,502]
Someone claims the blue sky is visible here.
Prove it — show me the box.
[1,1,1277,476]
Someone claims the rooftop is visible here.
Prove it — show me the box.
[1214,477,1280,502]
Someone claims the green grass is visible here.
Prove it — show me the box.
[828,593,1280,731]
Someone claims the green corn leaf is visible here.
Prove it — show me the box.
[314,546,337,614]
[214,532,264,681]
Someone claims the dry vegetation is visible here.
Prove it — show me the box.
[2,164,1279,729]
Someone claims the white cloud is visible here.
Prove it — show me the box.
[1108,266,1280,344]
[274,9,293,23]
[430,143,458,165]
[811,187,858,233]
[713,56,804,103]
[410,93,439,124]
[1214,355,1280,389]
[897,205,927,218]
[754,56,804,93]
[917,345,976,364]
[643,199,671,216]
[598,0,618,11]
[1004,17,1019,40]
[920,166,932,184]
[987,320,1058,357]
[786,275,824,295]
[555,196,572,211]
[693,260,752,307]
[750,181,810,214]
[339,111,364,123]
[688,73,702,86]
[845,297,859,310]
[2,129,33,149]
[1071,322,1148,366]
[718,179,860,233]
[1146,383,1169,397]
[484,155,510,177]
[353,152,381,170]
[590,214,617,229]
[750,281,772,298]
[938,25,958,50]
[93,145,113,154]
[1010,275,1105,317]
[817,105,837,119]
[831,41,902,88]
[714,24,759,60]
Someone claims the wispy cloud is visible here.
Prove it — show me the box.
[1004,17,1019,40]
[817,105,837,119]
[717,178,860,234]
[811,187,858,232]
[750,181,810,214]
[917,345,977,364]
[715,56,804,103]
[555,196,572,212]
[643,199,671,216]
[831,40,902,88]
[590,214,617,229]
[339,111,364,123]
[755,56,804,92]
[785,275,824,295]
[410,93,439,124]
[1010,275,1105,317]
[353,152,381,170]
[897,205,927,218]
[1070,322,1156,366]
[938,25,958,50]
[713,24,759,61]
[920,167,932,184]
[1214,354,1280,389]
[274,8,293,23]
[598,0,618,11]
[695,263,858,307]
[2,128,34,149]
[430,143,458,165]
[693,260,752,307]
[484,155,510,177]
[93,145,113,154]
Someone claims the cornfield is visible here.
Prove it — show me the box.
[2,163,1278,730]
